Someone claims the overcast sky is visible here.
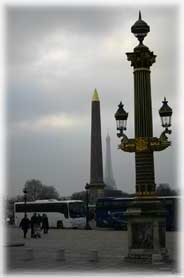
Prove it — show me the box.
[6,5,179,198]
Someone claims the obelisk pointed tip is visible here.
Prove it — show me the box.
[92,88,100,101]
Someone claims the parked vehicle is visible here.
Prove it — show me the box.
[108,211,127,230]
[14,199,86,229]
[96,196,179,231]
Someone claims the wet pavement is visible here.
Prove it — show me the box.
[4,223,180,275]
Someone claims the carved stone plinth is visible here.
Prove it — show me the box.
[124,198,170,264]
[87,184,104,204]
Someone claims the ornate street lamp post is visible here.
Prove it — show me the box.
[85,183,91,230]
[115,12,172,263]
[23,188,27,217]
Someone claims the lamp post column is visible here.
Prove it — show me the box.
[133,68,156,195]
[115,12,173,263]
[85,183,91,230]
[126,13,156,196]
[23,188,27,217]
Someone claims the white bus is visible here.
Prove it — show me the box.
[14,199,86,229]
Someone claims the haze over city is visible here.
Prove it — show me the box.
[6,5,178,198]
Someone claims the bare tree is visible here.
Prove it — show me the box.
[156,184,177,196]
[24,179,43,201]
[24,179,60,200]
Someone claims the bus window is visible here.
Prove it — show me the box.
[96,200,104,208]
[69,202,85,218]
[62,204,69,219]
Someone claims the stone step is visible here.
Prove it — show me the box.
[124,254,152,264]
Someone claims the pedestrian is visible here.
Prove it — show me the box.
[30,213,37,238]
[33,213,42,238]
[19,214,30,239]
[41,214,49,234]
[37,213,42,226]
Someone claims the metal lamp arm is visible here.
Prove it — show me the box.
[159,128,172,142]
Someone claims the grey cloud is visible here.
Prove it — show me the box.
[6,6,128,66]
[7,5,177,65]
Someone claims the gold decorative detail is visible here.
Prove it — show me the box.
[118,139,136,152]
[135,137,149,152]
[119,136,171,153]
[137,191,157,198]
[150,137,171,151]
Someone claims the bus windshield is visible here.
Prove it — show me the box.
[69,202,86,218]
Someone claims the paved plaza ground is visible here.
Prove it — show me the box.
[4,222,180,275]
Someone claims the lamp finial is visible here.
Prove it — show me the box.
[139,10,142,20]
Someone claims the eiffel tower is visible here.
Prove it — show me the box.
[104,133,117,190]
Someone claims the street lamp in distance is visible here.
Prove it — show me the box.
[23,188,27,217]
[85,183,91,230]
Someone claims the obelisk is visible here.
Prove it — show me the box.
[88,89,105,204]
[127,11,156,195]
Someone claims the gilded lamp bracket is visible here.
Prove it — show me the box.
[118,129,171,153]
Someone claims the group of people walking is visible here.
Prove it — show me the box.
[19,213,49,239]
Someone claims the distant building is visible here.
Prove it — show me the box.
[104,133,117,190]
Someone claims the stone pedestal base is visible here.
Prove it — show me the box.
[125,248,170,264]
[88,183,105,204]
[124,197,170,264]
